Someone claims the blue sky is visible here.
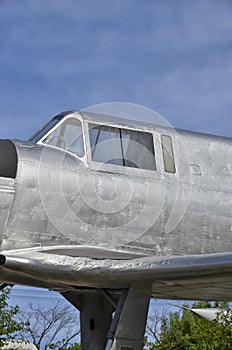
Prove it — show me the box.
[1,0,232,326]
[0,0,232,140]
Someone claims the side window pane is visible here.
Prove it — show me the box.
[89,123,156,171]
[161,135,176,173]
[122,129,156,170]
[89,124,123,165]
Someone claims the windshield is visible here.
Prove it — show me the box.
[43,118,84,158]
[29,116,62,143]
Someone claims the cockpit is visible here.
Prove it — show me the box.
[30,110,175,176]
[29,113,85,159]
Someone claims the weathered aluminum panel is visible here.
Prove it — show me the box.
[0,177,15,247]
[0,111,232,301]
[1,250,232,300]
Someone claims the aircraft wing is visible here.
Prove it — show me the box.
[1,249,232,300]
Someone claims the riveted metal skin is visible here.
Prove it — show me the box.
[0,111,232,350]
[0,111,232,297]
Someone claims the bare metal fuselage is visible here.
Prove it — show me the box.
[0,111,232,301]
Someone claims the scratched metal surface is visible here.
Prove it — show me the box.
[1,251,232,300]
[0,111,232,300]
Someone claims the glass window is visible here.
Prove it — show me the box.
[161,135,176,173]
[89,123,156,170]
[29,117,62,143]
[89,125,123,165]
[122,129,156,170]
[43,118,84,158]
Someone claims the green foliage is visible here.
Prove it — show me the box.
[146,301,232,350]
[0,287,26,346]
[144,336,156,350]
[65,344,81,350]
[49,341,81,350]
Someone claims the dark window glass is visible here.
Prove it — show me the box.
[122,129,156,170]
[89,125,123,165]
[89,123,156,170]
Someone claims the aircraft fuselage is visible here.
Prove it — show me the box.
[0,112,231,257]
[1,111,232,350]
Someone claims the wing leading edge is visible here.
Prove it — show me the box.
[0,250,232,300]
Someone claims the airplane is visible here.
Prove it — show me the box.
[0,109,232,350]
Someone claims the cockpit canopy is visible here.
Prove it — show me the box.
[29,113,85,158]
[29,111,175,175]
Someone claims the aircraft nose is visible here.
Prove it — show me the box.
[0,140,18,179]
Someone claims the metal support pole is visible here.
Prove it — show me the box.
[62,290,114,350]
[105,289,128,350]
[62,287,151,350]
[110,288,151,350]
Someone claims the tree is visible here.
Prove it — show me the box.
[0,287,27,346]
[65,344,81,350]
[145,305,168,349]
[17,300,80,350]
[145,301,232,350]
